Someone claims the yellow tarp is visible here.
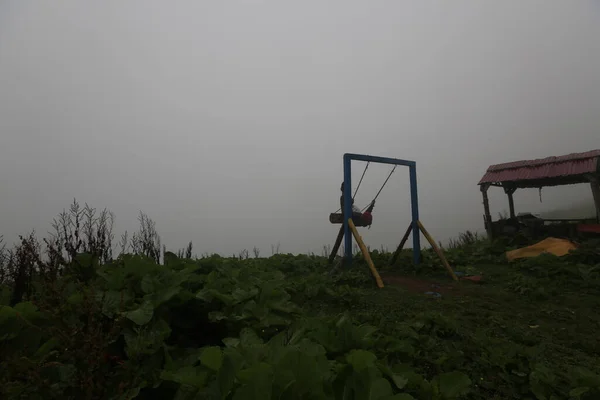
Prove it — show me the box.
[506,237,578,261]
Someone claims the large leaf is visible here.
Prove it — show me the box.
[0,305,18,340]
[571,367,600,388]
[67,291,84,306]
[14,301,42,325]
[530,364,555,400]
[433,371,472,399]
[97,290,130,317]
[346,350,378,372]
[40,362,77,385]
[97,267,128,290]
[124,319,172,359]
[218,354,237,399]
[239,328,263,347]
[223,337,240,348]
[234,362,274,400]
[200,346,223,371]
[124,300,154,326]
[569,387,590,398]
[34,337,60,361]
[164,251,180,266]
[160,366,208,388]
[272,344,330,398]
[73,253,98,278]
[0,303,44,354]
[384,339,415,356]
[369,377,394,399]
[172,385,199,400]
[378,363,409,390]
[231,287,259,304]
[57,364,77,383]
[141,275,157,294]
[114,387,142,400]
[148,286,181,307]
[197,289,235,306]
[74,252,97,267]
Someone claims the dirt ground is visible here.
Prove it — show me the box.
[379,271,467,296]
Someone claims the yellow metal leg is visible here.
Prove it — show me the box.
[417,220,458,282]
[348,218,384,288]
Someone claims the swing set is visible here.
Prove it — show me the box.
[328,153,458,288]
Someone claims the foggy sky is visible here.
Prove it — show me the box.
[1,1,599,256]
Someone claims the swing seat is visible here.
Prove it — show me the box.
[329,213,372,227]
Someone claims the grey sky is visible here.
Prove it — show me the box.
[1,1,599,256]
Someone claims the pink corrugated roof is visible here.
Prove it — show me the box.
[479,150,600,185]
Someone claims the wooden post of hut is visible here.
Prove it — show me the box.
[587,174,600,223]
[480,183,493,239]
[503,185,517,219]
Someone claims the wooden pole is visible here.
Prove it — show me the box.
[507,192,515,219]
[480,184,493,239]
[348,218,384,288]
[588,177,600,223]
[328,225,345,264]
[417,220,458,282]
[503,186,517,219]
[389,223,413,265]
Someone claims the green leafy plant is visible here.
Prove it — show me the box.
[2,200,600,399]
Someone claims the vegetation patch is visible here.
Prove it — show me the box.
[1,201,599,399]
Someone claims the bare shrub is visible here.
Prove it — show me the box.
[130,211,161,263]
[7,231,41,305]
[271,243,281,255]
[46,199,115,264]
[447,230,481,250]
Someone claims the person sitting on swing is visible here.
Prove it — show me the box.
[340,182,375,228]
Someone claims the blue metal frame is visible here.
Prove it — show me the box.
[342,153,421,266]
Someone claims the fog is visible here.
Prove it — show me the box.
[1,1,599,256]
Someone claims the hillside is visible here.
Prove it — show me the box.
[539,200,597,219]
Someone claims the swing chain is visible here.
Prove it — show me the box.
[332,162,396,214]
[362,165,397,212]
[353,161,370,199]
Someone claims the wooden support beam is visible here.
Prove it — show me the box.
[328,225,345,264]
[348,218,384,288]
[591,182,600,223]
[417,221,458,282]
[507,193,516,219]
[389,223,413,266]
[480,183,493,239]
[503,186,517,219]
[586,174,600,223]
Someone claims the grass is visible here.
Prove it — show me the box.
[309,236,600,399]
